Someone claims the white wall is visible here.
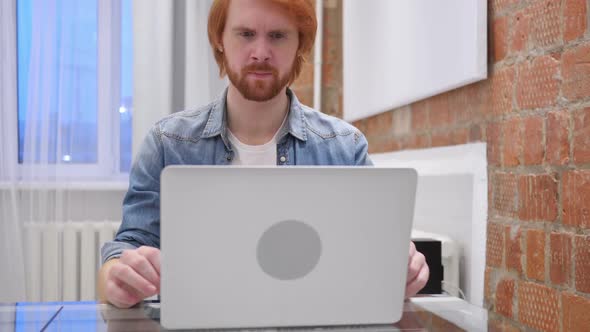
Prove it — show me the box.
[371,143,487,306]
[343,0,487,122]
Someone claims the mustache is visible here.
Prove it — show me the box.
[242,63,278,75]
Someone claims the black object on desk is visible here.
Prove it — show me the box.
[414,239,444,295]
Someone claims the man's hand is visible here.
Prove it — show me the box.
[98,246,161,308]
[405,241,429,298]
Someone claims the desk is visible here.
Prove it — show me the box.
[0,296,487,331]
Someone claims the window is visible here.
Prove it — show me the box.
[119,0,133,173]
[9,0,132,178]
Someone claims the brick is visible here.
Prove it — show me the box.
[471,81,490,121]
[367,137,399,154]
[488,177,494,217]
[364,111,393,137]
[527,0,562,49]
[546,110,570,165]
[290,87,313,107]
[321,62,338,87]
[485,267,493,302]
[406,134,429,150]
[502,118,522,167]
[511,10,529,53]
[293,59,314,88]
[487,122,503,166]
[392,107,411,137]
[411,100,429,131]
[562,292,590,332]
[337,89,344,119]
[429,93,452,127]
[518,174,558,222]
[321,21,339,63]
[575,235,590,293]
[563,43,590,102]
[550,232,571,286]
[495,278,515,318]
[490,66,515,116]
[492,0,519,14]
[516,55,560,110]
[492,16,509,62]
[449,85,478,124]
[517,281,559,332]
[451,127,470,145]
[487,222,505,268]
[487,318,503,332]
[505,226,522,274]
[488,319,521,332]
[563,170,590,228]
[564,0,587,42]
[321,86,342,118]
[470,124,483,142]
[526,229,546,281]
[501,323,521,332]
[431,131,452,147]
[352,119,366,134]
[523,116,544,165]
[573,108,590,163]
[492,172,518,218]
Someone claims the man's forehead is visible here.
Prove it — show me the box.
[226,0,297,31]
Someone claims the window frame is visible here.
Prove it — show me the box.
[1,0,128,181]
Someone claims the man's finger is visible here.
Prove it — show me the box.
[106,279,141,308]
[125,253,160,290]
[409,241,416,258]
[111,264,157,299]
[405,263,429,298]
[407,251,426,282]
[119,280,150,304]
[138,246,161,276]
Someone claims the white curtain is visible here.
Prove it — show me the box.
[0,0,120,302]
[0,0,27,303]
[1,0,226,302]
[132,0,226,157]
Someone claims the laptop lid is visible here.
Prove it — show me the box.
[160,166,417,330]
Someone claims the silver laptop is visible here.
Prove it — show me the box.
[160,166,417,330]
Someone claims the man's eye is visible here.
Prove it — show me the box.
[240,31,255,38]
[269,32,285,40]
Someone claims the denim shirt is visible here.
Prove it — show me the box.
[101,87,373,264]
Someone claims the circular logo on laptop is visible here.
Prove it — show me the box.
[256,220,322,280]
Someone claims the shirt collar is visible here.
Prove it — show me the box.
[201,87,308,144]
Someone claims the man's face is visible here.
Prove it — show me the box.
[221,0,299,102]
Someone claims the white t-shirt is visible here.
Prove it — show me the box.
[227,115,287,166]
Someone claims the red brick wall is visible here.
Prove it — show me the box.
[293,0,590,330]
[291,0,343,117]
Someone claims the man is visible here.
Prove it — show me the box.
[98,0,429,309]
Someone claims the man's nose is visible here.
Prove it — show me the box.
[251,38,271,62]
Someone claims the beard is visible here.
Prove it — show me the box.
[226,61,292,102]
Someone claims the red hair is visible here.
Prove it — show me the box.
[208,0,317,85]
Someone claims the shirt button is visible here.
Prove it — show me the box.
[279,156,286,163]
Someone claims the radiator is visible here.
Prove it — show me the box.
[23,221,121,302]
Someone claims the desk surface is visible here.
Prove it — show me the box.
[0,296,488,332]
